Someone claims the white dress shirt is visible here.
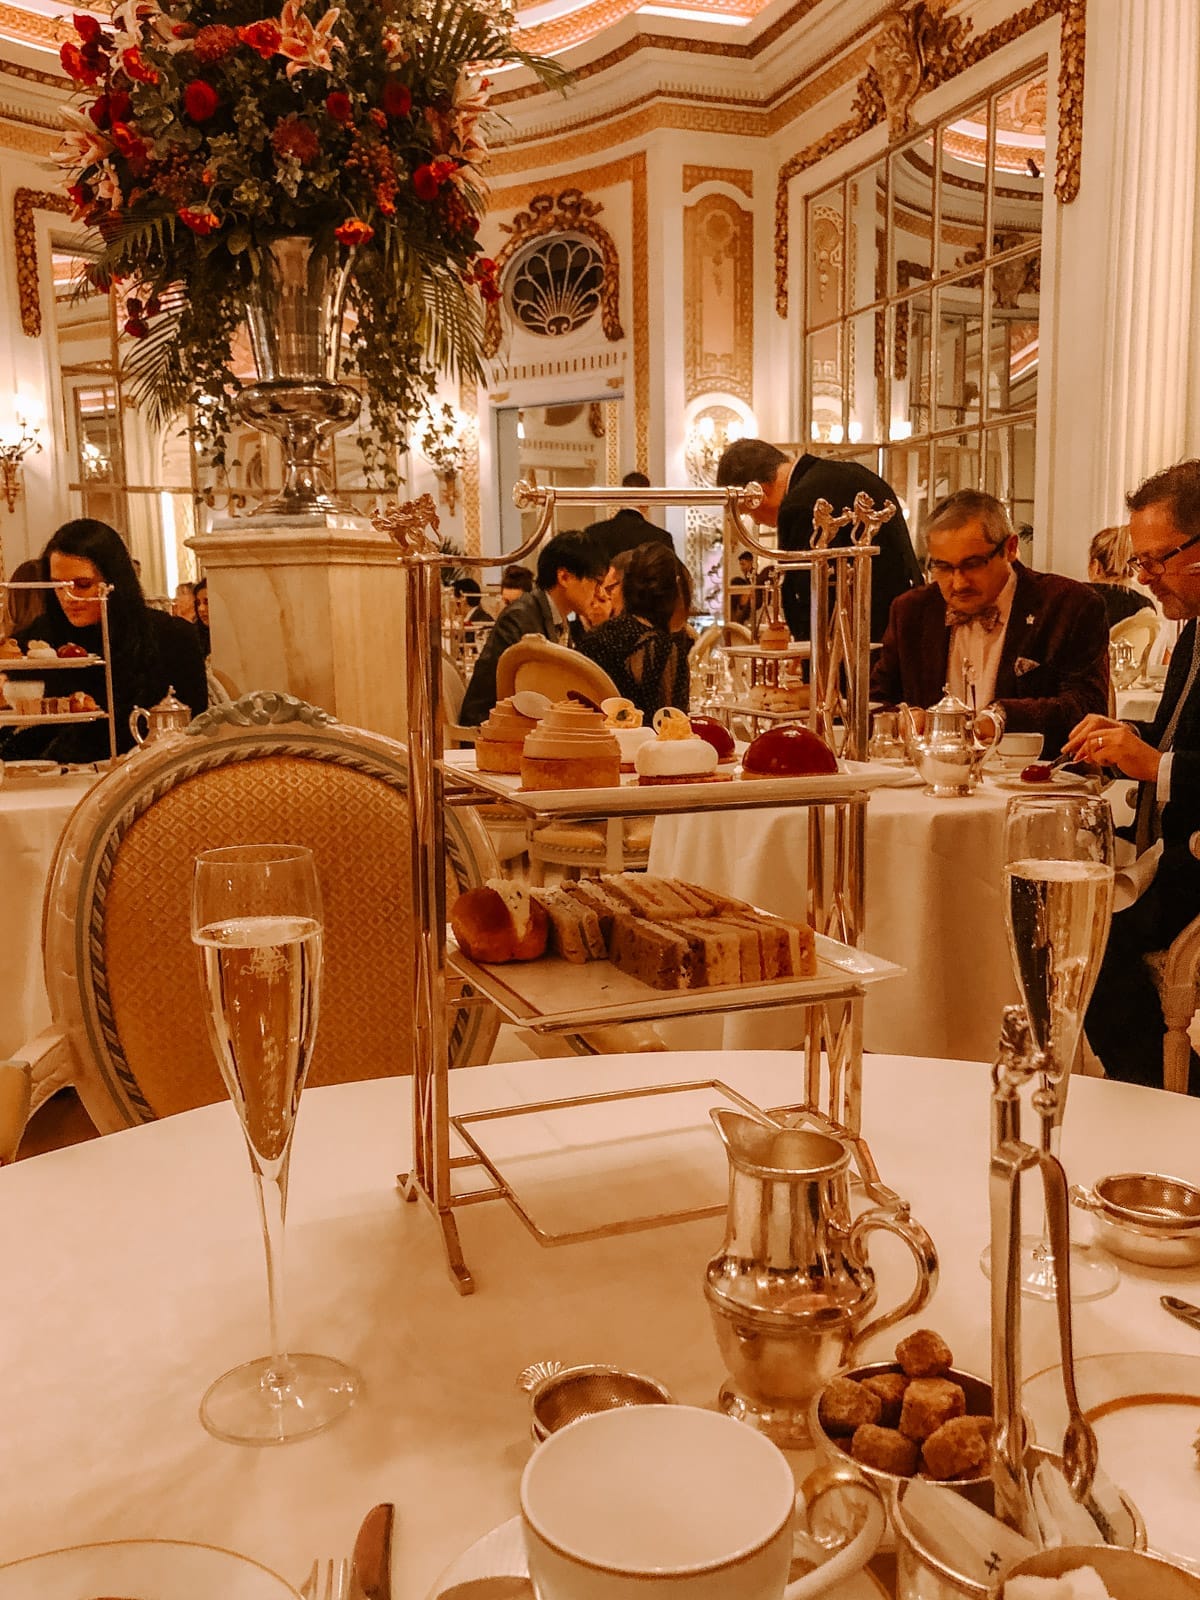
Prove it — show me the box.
[946,569,1017,710]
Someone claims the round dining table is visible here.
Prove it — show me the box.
[2,1051,1197,1597]
[0,771,96,1060]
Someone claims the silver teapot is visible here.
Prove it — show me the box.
[129,685,191,747]
[704,1109,937,1446]
[903,688,1003,796]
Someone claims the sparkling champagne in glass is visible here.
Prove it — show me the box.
[991,794,1118,1300]
[192,844,359,1444]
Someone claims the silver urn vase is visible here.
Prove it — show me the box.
[236,235,361,518]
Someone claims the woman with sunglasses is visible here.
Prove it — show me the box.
[1,519,207,763]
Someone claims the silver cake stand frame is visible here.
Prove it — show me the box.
[376,480,893,1292]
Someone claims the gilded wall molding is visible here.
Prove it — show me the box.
[15,185,72,338]
[483,189,624,359]
[0,119,59,156]
[684,192,754,403]
[774,0,1085,318]
[458,377,480,556]
[683,165,753,197]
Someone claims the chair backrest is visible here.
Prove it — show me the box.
[441,651,468,725]
[496,637,619,705]
[42,692,500,1132]
[1110,609,1159,671]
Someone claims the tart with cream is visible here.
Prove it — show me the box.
[520,699,621,791]
[602,697,655,770]
[476,696,542,774]
[759,620,793,651]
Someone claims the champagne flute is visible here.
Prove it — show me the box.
[983,794,1118,1301]
[192,843,360,1445]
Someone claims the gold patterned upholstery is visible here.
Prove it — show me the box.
[41,695,500,1132]
[103,757,412,1120]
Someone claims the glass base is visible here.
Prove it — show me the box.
[979,1236,1119,1302]
[200,1352,360,1446]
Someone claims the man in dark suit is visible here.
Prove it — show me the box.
[582,471,674,564]
[458,529,607,727]
[1067,462,1200,1089]
[715,439,920,641]
[871,489,1109,754]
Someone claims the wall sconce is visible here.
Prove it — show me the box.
[0,417,40,512]
[418,403,468,515]
[684,406,747,487]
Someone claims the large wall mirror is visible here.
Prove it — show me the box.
[802,64,1044,552]
[494,396,622,552]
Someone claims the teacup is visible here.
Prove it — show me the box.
[520,1403,884,1600]
[993,732,1043,768]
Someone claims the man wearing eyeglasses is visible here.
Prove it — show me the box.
[871,489,1108,751]
[1067,462,1200,1090]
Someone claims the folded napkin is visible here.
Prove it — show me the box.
[1113,840,1162,912]
[901,1480,1036,1586]
[1030,1460,1127,1549]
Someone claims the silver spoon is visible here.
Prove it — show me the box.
[1040,1150,1100,1503]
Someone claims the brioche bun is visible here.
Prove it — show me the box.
[450,884,549,963]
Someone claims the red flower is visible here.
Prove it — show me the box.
[237,19,281,57]
[412,163,440,201]
[60,41,104,84]
[72,12,102,43]
[88,93,111,129]
[335,218,374,247]
[325,90,352,123]
[67,180,92,215]
[469,256,501,303]
[178,206,220,234]
[124,316,149,339]
[110,119,149,172]
[381,80,411,118]
[270,117,319,163]
[183,80,219,121]
[194,24,239,62]
[109,89,132,121]
[121,46,159,84]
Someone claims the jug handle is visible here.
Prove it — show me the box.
[783,1464,885,1599]
[845,1207,939,1359]
[129,706,149,745]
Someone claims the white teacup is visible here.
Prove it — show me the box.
[996,732,1044,763]
[520,1404,883,1600]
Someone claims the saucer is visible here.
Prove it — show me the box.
[424,1516,888,1600]
[0,1538,298,1599]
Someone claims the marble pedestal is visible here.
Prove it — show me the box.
[188,515,407,741]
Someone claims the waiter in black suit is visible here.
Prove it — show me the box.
[715,439,921,641]
[1067,461,1200,1090]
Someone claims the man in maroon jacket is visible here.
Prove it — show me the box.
[871,490,1109,755]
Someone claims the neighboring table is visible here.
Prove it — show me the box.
[650,776,1019,1061]
[3,1052,1196,1597]
[1116,685,1164,723]
[0,772,95,1059]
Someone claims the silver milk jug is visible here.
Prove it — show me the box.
[704,1109,938,1446]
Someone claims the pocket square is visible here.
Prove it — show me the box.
[1013,656,1039,677]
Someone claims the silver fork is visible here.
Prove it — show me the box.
[300,1557,351,1600]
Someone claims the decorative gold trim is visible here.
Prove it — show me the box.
[775,0,1084,318]
[630,152,649,473]
[0,121,60,156]
[683,165,753,197]
[0,2,70,47]
[459,377,480,557]
[483,189,623,359]
[685,193,754,404]
[15,186,72,338]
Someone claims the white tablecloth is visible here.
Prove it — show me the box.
[0,773,95,1059]
[650,778,1019,1062]
[1115,685,1164,723]
[2,1053,1195,1597]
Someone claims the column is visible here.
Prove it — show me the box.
[1040,0,1200,572]
[189,516,408,741]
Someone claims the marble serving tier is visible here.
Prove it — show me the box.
[442,748,893,819]
[448,930,902,1032]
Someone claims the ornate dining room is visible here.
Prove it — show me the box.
[3,0,1200,1596]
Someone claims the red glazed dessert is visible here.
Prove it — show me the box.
[1020,763,1052,783]
[742,724,838,777]
[689,715,736,764]
[56,642,89,658]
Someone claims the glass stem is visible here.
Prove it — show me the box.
[250,1145,294,1394]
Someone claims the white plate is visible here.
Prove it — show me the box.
[424,1515,889,1600]
[1023,1351,1200,1573]
[0,652,102,670]
[2,758,59,775]
[990,770,1093,792]
[0,1538,298,1599]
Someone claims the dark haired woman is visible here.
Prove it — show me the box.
[194,576,211,659]
[1,558,45,639]
[578,542,692,721]
[1,520,207,762]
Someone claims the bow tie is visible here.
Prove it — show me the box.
[946,604,1002,633]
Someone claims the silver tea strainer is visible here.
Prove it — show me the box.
[517,1360,674,1443]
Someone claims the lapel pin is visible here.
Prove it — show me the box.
[1025,614,1035,624]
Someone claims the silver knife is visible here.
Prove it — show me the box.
[351,1503,395,1600]
[1162,1294,1200,1331]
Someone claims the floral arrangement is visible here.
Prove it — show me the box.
[57,0,565,460]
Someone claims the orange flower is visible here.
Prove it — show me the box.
[335,218,374,247]
[121,45,159,83]
[277,0,343,79]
